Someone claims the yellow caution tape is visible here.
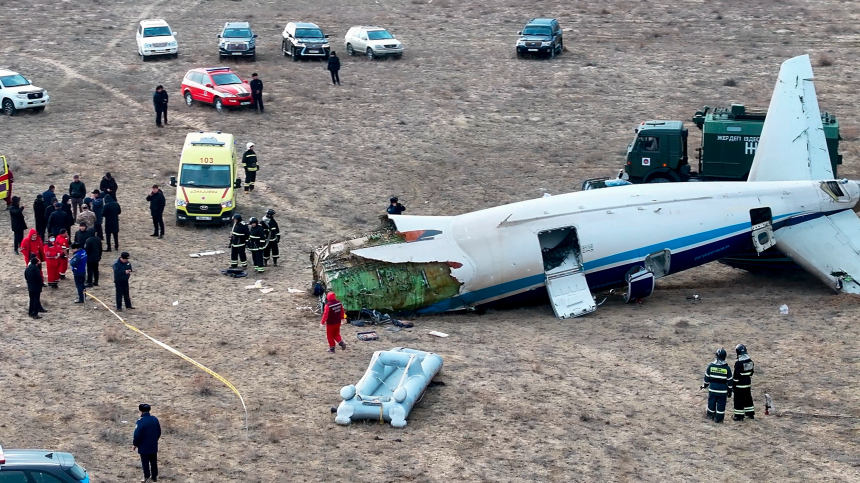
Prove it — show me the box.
[85,292,248,431]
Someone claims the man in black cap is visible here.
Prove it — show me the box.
[153,85,169,127]
[133,403,161,483]
[113,251,134,311]
[250,73,264,113]
[387,197,406,215]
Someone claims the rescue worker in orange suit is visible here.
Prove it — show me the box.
[229,213,249,269]
[732,344,755,420]
[56,229,70,279]
[320,292,347,353]
[20,228,45,271]
[44,236,64,289]
[701,348,733,423]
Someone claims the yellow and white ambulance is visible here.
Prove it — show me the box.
[0,156,11,204]
[169,132,240,225]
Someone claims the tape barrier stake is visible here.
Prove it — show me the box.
[85,292,249,434]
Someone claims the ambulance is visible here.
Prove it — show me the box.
[0,156,11,205]
[170,132,240,225]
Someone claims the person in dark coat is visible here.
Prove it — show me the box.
[47,200,70,237]
[73,222,90,247]
[42,185,57,207]
[44,197,57,227]
[9,196,26,254]
[386,196,406,215]
[25,254,46,319]
[153,85,169,127]
[84,230,102,287]
[33,194,47,241]
[102,195,121,251]
[133,403,161,482]
[69,174,86,219]
[61,194,74,235]
[327,51,341,85]
[100,172,118,201]
[113,251,134,311]
[146,185,165,238]
[250,73,264,113]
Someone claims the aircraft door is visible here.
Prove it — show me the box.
[750,207,775,253]
[538,227,596,319]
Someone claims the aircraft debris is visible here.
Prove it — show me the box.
[779,304,789,315]
[428,331,449,338]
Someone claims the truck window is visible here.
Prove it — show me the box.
[638,136,659,152]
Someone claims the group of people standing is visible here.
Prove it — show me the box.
[228,209,280,273]
[702,344,756,423]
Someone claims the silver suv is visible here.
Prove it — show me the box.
[282,22,330,61]
[0,445,90,482]
[218,22,257,60]
[344,26,404,59]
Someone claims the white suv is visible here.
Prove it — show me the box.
[136,19,178,61]
[344,26,404,60]
[0,69,50,115]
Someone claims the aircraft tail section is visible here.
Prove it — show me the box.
[748,54,833,182]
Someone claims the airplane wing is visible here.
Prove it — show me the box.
[775,210,860,293]
[747,54,833,182]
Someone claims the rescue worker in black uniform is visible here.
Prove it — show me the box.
[242,142,258,192]
[250,73,264,113]
[229,214,249,268]
[732,344,755,420]
[387,197,406,215]
[247,217,266,273]
[261,208,280,267]
[701,348,733,423]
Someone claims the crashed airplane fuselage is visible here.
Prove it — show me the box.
[312,55,860,318]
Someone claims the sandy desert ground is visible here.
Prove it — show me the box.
[0,0,858,481]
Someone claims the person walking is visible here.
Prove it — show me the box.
[33,194,47,241]
[20,228,45,269]
[100,172,118,201]
[87,190,105,240]
[25,254,46,319]
[84,229,102,288]
[69,242,88,304]
[69,174,86,219]
[732,344,756,421]
[327,51,341,85]
[701,347,733,423]
[102,194,121,251]
[261,208,280,267]
[247,217,266,273]
[44,236,63,289]
[229,214,249,269]
[250,73,264,113]
[241,143,258,192]
[10,196,26,254]
[146,185,165,238]
[320,292,347,352]
[153,85,169,127]
[47,199,69,237]
[113,251,134,311]
[56,229,70,279]
[42,185,57,207]
[387,196,406,215]
[133,403,161,483]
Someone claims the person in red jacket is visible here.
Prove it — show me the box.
[320,292,347,353]
[56,229,70,279]
[20,229,44,268]
[44,236,63,288]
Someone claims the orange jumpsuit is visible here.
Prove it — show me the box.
[55,233,70,276]
[44,243,63,286]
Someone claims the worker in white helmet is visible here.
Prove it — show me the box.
[241,142,258,192]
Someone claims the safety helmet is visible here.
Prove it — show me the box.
[249,217,258,224]
[715,348,727,360]
[735,344,747,356]
[233,214,242,221]
[390,197,398,203]
[266,208,275,216]
[246,142,255,150]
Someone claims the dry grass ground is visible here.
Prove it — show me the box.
[1,0,859,481]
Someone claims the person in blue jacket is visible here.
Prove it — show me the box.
[69,242,88,303]
[133,403,161,482]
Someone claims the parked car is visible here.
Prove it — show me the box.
[136,19,178,61]
[218,21,257,60]
[0,68,50,115]
[515,18,563,58]
[181,67,254,112]
[282,22,330,61]
[0,445,90,482]
[344,26,404,59]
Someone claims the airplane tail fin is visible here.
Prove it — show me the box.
[747,54,833,182]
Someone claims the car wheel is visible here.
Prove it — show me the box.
[251,53,256,61]
[32,106,45,113]
[184,92,193,107]
[558,40,564,53]
[346,44,355,56]
[647,176,672,183]
[282,41,288,56]
[394,53,403,60]
[366,48,374,60]
[2,98,17,116]
[549,46,555,59]
[141,53,148,62]
[214,97,223,112]
[293,48,300,61]
[516,50,523,59]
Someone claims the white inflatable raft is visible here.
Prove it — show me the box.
[335,347,443,428]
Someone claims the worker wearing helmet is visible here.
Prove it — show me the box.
[247,217,266,273]
[701,348,733,423]
[229,214,249,269]
[241,142,259,192]
[261,208,280,267]
[387,196,406,215]
[732,344,755,421]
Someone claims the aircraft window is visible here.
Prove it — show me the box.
[638,136,659,152]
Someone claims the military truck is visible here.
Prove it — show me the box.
[624,104,841,183]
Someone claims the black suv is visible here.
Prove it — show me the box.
[0,446,90,482]
[516,18,563,58]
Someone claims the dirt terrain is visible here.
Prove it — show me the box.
[1,0,859,481]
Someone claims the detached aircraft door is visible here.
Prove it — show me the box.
[539,227,596,319]
[750,207,776,253]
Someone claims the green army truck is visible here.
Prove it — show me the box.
[624,104,842,183]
